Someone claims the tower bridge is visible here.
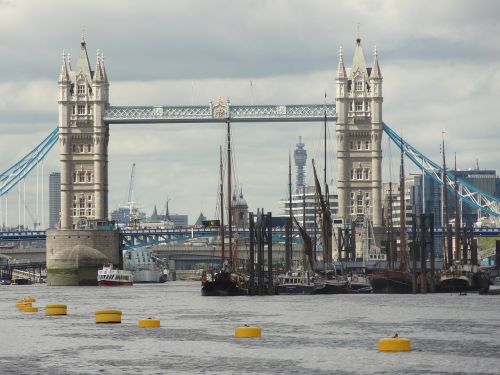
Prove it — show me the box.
[1,36,500,284]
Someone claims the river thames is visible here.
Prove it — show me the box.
[1,282,499,374]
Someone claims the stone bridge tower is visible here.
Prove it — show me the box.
[58,37,109,229]
[47,38,118,286]
[336,38,383,227]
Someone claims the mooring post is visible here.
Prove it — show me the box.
[496,240,500,271]
[429,216,435,293]
[267,212,273,295]
[249,212,255,295]
[411,215,418,294]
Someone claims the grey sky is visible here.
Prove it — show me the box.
[0,0,499,227]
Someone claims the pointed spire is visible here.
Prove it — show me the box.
[370,45,382,79]
[350,37,368,79]
[58,50,70,83]
[94,49,104,82]
[336,46,347,79]
[151,205,158,220]
[101,52,109,83]
[75,34,93,79]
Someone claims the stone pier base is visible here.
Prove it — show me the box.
[46,229,120,286]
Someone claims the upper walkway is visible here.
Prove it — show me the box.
[104,104,337,124]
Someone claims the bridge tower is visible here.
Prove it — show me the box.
[336,38,383,228]
[46,38,119,286]
[58,37,109,229]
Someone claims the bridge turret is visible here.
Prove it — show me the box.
[336,37,383,229]
[58,38,109,229]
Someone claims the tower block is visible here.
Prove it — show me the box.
[336,38,383,228]
[46,38,119,286]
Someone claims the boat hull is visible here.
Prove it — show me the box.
[201,271,246,296]
[98,280,133,287]
[132,270,167,283]
[436,277,470,293]
[370,271,412,294]
[278,284,315,295]
[313,281,348,294]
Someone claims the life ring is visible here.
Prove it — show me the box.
[352,276,359,283]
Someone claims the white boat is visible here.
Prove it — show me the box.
[98,263,133,286]
[123,249,169,283]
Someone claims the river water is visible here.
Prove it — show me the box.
[1,282,499,375]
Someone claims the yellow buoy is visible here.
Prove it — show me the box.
[23,296,36,303]
[378,337,412,352]
[17,302,32,310]
[234,325,262,338]
[138,318,161,328]
[95,309,122,324]
[23,306,39,313]
[45,304,68,316]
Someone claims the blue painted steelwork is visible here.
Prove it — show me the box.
[0,128,59,197]
[383,123,500,218]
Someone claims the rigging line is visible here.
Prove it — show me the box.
[41,160,44,230]
[36,161,39,230]
[23,179,26,229]
[18,181,21,230]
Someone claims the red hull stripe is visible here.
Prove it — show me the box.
[98,280,133,286]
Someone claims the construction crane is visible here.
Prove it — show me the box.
[127,163,136,226]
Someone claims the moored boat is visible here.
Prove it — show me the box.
[348,272,373,293]
[370,270,412,294]
[201,266,247,296]
[98,263,133,286]
[123,249,168,283]
[314,270,349,294]
[277,270,315,295]
[436,263,472,293]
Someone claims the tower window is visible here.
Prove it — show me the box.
[355,81,363,91]
[79,172,85,183]
[79,144,84,152]
[349,141,353,150]
[77,85,85,94]
[357,141,362,150]
[351,169,355,180]
[355,101,363,111]
[77,105,85,115]
[349,101,354,111]
[87,144,92,152]
[72,144,76,152]
[356,169,363,180]
[365,141,370,150]
[86,172,92,183]
[364,169,369,180]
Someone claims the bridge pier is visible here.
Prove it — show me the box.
[46,229,120,286]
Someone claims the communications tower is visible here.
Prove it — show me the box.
[294,136,307,194]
